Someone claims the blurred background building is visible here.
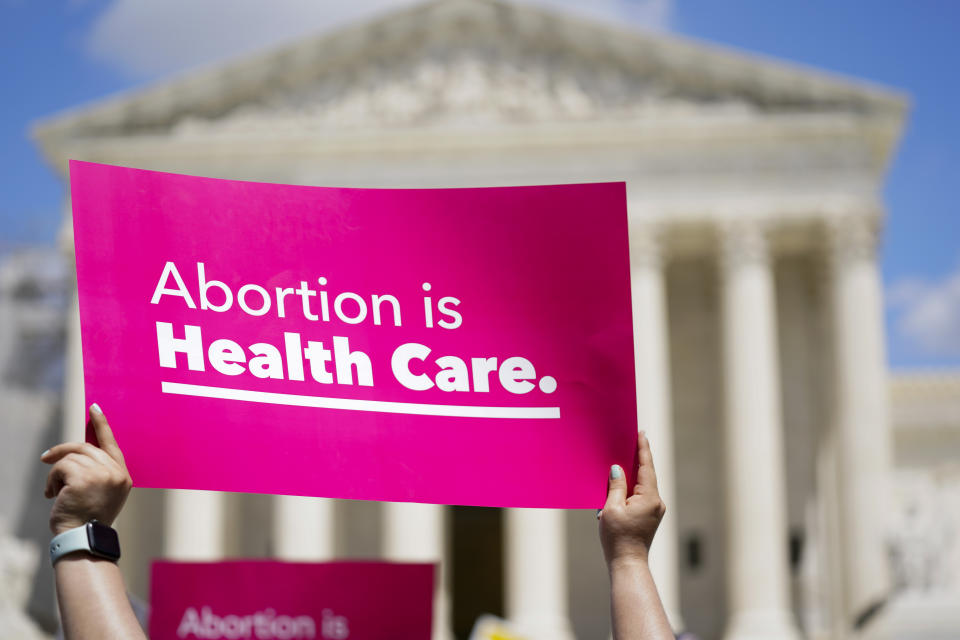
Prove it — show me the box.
[2,1,958,639]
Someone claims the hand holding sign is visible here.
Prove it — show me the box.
[600,432,675,640]
[42,404,132,534]
[43,404,148,640]
[598,431,666,566]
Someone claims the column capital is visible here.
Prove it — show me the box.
[826,215,881,264]
[629,224,666,270]
[718,219,770,271]
[59,197,76,263]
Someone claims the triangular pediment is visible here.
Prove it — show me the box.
[35,0,905,143]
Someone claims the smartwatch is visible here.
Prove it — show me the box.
[50,520,121,566]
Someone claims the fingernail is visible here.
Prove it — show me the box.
[41,449,49,459]
[610,464,623,479]
[90,403,102,415]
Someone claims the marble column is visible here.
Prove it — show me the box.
[59,198,86,444]
[718,221,800,640]
[164,490,225,560]
[629,226,683,630]
[827,215,893,626]
[504,508,575,640]
[273,496,335,560]
[384,503,453,640]
[62,294,85,443]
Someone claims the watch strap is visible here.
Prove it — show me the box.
[50,524,92,565]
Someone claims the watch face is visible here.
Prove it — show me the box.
[86,521,121,560]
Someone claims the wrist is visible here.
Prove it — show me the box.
[50,520,86,536]
[608,553,650,573]
[52,514,117,535]
[52,520,86,536]
[53,553,118,569]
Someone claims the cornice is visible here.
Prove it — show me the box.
[891,371,960,402]
[39,110,899,180]
[890,371,960,431]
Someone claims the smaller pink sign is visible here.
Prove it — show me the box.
[148,561,434,640]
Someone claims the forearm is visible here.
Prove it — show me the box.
[55,555,146,640]
[608,557,674,640]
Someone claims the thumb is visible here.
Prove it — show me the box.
[604,464,628,509]
[88,403,124,465]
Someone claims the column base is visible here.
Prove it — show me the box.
[723,609,801,640]
[663,606,683,634]
[512,614,576,640]
[431,586,454,640]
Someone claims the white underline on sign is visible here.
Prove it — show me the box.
[161,381,561,419]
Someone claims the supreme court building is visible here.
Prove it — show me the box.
[33,1,909,638]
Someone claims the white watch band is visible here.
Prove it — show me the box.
[50,524,91,565]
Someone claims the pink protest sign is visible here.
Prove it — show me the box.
[148,561,434,640]
[70,160,638,508]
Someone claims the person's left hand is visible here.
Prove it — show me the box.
[598,431,666,568]
[42,404,132,534]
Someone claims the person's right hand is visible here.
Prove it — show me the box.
[598,431,666,568]
[42,404,132,535]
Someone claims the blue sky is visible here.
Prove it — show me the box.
[1,0,958,369]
